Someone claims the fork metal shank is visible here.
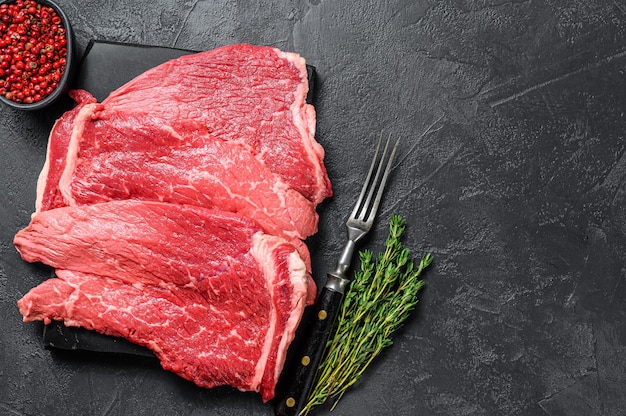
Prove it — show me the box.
[325,272,351,294]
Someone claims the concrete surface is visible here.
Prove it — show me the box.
[1,1,625,415]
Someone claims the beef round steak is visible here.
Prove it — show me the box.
[98,43,332,205]
[43,104,319,241]
[16,200,308,402]
[37,44,332,214]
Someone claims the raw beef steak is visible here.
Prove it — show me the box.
[41,103,318,241]
[99,43,332,204]
[16,200,308,401]
[37,44,332,217]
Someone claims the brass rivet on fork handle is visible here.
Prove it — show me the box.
[274,135,399,416]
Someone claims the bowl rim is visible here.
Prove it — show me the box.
[0,0,74,111]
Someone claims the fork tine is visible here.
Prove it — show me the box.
[349,133,399,225]
[359,135,391,221]
[365,136,398,225]
[349,134,384,220]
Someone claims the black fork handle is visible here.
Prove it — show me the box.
[274,280,345,416]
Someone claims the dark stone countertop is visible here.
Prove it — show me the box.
[1,1,625,415]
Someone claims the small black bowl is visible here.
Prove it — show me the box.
[0,0,75,111]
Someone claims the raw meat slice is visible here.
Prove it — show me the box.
[14,200,303,295]
[96,43,331,204]
[19,197,315,302]
[48,111,319,241]
[36,44,331,213]
[15,200,308,401]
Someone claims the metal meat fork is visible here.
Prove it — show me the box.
[275,135,399,416]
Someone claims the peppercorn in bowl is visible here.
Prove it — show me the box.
[0,0,74,110]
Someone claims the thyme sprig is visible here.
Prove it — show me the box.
[301,214,433,415]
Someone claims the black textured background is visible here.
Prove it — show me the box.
[2,1,626,415]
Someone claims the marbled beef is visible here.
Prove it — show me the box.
[36,44,331,221]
